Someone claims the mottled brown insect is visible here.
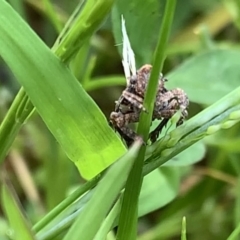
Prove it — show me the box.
[109,64,189,146]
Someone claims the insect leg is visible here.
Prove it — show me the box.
[149,118,169,143]
[122,90,147,112]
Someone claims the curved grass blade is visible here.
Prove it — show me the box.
[63,139,142,240]
[0,1,125,179]
[144,87,240,175]
[227,221,240,240]
[1,178,36,240]
[93,200,121,240]
[33,84,240,239]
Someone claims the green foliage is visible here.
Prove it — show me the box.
[112,0,162,66]
[167,49,240,105]
[0,0,240,239]
[117,1,177,238]
[1,180,36,240]
[0,0,125,180]
[63,139,142,240]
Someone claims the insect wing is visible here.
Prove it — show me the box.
[121,16,136,84]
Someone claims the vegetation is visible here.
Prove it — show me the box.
[0,0,240,239]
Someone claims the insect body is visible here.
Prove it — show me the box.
[109,17,189,146]
[109,64,189,146]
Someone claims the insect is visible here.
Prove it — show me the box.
[109,16,189,146]
[109,64,189,146]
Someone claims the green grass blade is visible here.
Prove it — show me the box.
[33,176,100,232]
[117,1,177,239]
[35,169,179,239]
[33,85,240,239]
[0,1,125,179]
[181,216,187,240]
[53,0,115,63]
[0,88,34,161]
[227,221,240,240]
[144,87,240,174]
[36,191,94,240]
[138,0,176,140]
[93,200,121,240]
[42,0,62,33]
[1,179,36,240]
[63,139,142,240]
[8,0,26,19]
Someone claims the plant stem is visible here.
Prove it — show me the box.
[33,87,240,238]
[0,87,34,162]
[33,175,101,232]
[117,1,177,239]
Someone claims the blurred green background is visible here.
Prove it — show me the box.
[1,0,240,239]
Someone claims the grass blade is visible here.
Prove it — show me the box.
[33,176,100,232]
[63,139,142,240]
[117,1,177,238]
[0,88,34,162]
[181,216,187,240]
[93,200,121,240]
[0,1,125,179]
[1,177,36,240]
[227,221,240,240]
[53,0,115,63]
[34,84,240,239]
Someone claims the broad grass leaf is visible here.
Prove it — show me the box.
[0,1,125,180]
